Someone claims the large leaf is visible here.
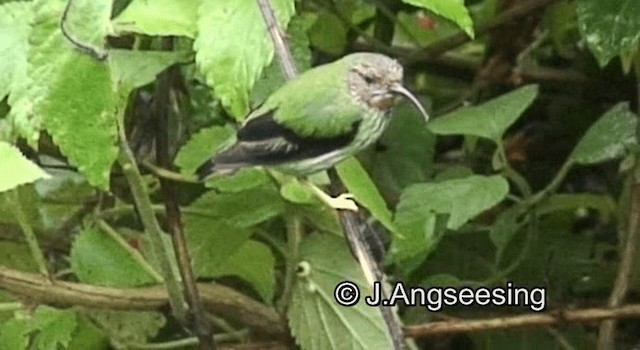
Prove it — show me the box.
[110,49,191,91]
[401,0,474,38]
[288,234,393,350]
[185,184,284,228]
[88,310,165,347]
[362,103,436,194]
[569,103,638,165]
[194,0,295,118]
[336,157,395,233]
[0,307,78,350]
[185,185,282,298]
[205,240,276,302]
[428,85,539,143]
[10,0,117,189]
[0,142,50,192]
[0,2,31,102]
[251,13,314,106]
[112,0,199,38]
[577,0,640,66]
[392,175,509,261]
[70,228,158,287]
[32,306,77,350]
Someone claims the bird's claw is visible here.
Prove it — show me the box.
[326,193,359,212]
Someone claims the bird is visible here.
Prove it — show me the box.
[196,52,429,211]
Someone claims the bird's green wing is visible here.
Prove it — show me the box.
[250,59,363,139]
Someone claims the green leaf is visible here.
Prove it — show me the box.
[32,306,77,350]
[308,11,347,55]
[0,142,50,192]
[280,178,316,204]
[362,103,436,194]
[398,175,510,230]
[194,0,295,118]
[336,157,395,233]
[0,317,32,350]
[66,316,108,350]
[9,0,117,188]
[537,193,616,218]
[428,85,539,142]
[0,1,31,102]
[110,49,191,91]
[207,240,276,302]
[288,234,393,350]
[577,0,640,66]
[205,168,270,192]
[401,0,474,38]
[569,103,638,165]
[70,228,157,287]
[175,125,236,174]
[489,204,528,264]
[88,310,165,346]
[186,184,284,228]
[393,175,509,261]
[112,0,199,38]
[0,241,40,272]
[251,13,314,106]
[186,219,252,277]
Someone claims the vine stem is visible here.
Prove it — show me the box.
[116,112,188,324]
[7,190,49,277]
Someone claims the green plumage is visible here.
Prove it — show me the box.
[252,54,364,139]
[196,52,427,179]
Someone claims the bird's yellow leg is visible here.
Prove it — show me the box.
[304,181,359,211]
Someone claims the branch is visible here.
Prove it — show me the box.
[410,0,561,60]
[153,37,215,349]
[405,304,640,338]
[0,267,286,337]
[256,1,406,348]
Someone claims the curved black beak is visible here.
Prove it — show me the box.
[390,83,430,122]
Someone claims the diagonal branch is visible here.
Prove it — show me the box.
[154,37,215,350]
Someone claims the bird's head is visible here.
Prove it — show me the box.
[346,53,429,121]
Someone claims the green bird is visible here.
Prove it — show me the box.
[197,52,429,211]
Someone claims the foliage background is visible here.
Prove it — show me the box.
[0,0,639,349]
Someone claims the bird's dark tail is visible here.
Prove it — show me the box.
[195,157,246,181]
[195,158,216,181]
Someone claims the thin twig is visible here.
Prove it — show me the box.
[60,0,108,60]
[154,36,215,349]
[257,0,297,79]
[408,0,561,61]
[597,85,640,349]
[405,304,640,338]
[96,220,164,283]
[7,190,49,277]
[0,267,286,337]
[141,160,199,183]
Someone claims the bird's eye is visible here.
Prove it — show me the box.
[363,75,375,84]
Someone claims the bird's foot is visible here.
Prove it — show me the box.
[324,193,359,212]
[306,182,359,211]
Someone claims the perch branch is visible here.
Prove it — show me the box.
[0,267,286,337]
